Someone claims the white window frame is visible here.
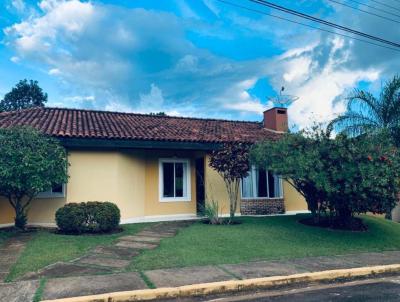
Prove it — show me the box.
[159,158,191,202]
[241,166,283,200]
[36,184,66,199]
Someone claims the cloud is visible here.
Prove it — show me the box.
[3,0,395,128]
[11,0,25,12]
[10,56,20,63]
[48,68,61,75]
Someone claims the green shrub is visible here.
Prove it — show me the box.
[55,202,120,234]
[55,203,86,234]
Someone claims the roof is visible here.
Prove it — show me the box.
[0,107,281,145]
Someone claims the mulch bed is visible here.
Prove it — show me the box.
[299,216,368,232]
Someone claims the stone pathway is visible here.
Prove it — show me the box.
[0,233,32,282]
[21,220,194,280]
[2,247,400,300]
[3,223,400,301]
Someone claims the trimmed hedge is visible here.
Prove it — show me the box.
[55,202,121,234]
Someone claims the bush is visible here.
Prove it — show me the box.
[55,203,86,234]
[55,202,120,234]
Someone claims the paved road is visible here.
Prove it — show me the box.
[168,276,400,302]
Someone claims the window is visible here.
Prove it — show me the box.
[159,159,191,202]
[241,166,283,199]
[36,184,66,198]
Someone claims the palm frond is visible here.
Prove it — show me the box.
[328,112,379,137]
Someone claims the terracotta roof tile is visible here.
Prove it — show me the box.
[0,107,281,144]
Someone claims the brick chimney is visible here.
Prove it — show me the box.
[263,107,288,132]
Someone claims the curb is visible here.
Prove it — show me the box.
[42,264,400,302]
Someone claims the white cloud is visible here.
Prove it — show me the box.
[48,68,61,75]
[64,95,95,102]
[268,37,381,129]
[3,0,393,128]
[139,83,165,109]
[5,0,94,54]
[10,56,20,63]
[202,0,220,16]
[11,0,25,12]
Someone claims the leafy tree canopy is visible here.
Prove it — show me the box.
[0,127,68,229]
[251,127,400,229]
[0,79,48,112]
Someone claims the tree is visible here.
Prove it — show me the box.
[250,127,327,223]
[328,75,400,145]
[0,79,48,112]
[251,127,400,229]
[0,127,68,229]
[209,143,250,222]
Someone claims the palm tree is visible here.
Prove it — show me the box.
[328,76,400,143]
[329,75,400,220]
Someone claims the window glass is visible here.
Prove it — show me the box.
[268,171,275,198]
[175,162,184,197]
[241,172,253,198]
[160,160,190,201]
[242,166,282,199]
[52,184,63,194]
[257,168,268,198]
[163,162,174,198]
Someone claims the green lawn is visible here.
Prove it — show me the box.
[131,215,400,271]
[3,215,400,281]
[5,223,148,281]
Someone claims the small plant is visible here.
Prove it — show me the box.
[203,200,223,225]
[55,201,120,234]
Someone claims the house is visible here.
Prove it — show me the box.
[0,106,308,227]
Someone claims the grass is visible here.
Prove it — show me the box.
[0,228,16,247]
[131,215,400,271]
[4,223,148,281]
[32,278,47,302]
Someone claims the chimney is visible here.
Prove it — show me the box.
[263,107,288,132]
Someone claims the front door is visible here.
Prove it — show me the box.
[195,157,205,214]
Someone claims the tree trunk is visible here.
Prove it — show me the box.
[336,207,352,228]
[8,197,28,230]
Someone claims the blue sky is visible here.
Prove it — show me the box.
[1,0,399,128]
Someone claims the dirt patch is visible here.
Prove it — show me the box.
[299,216,368,232]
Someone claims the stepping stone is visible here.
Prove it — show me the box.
[221,261,308,279]
[20,262,111,280]
[137,231,175,238]
[42,272,147,300]
[92,246,139,259]
[119,235,162,243]
[0,272,8,282]
[145,266,235,287]
[0,280,39,302]
[116,241,158,250]
[76,255,130,269]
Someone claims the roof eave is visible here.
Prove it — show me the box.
[58,137,226,151]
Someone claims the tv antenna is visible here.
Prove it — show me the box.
[268,86,299,108]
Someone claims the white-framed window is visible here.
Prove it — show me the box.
[159,158,191,202]
[36,184,66,199]
[241,166,283,199]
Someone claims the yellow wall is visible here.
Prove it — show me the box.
[0,149,202,225]
[283,181,308,212]
[0,150,308,226]
[144,150,199,216]
[204,155,238,215]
